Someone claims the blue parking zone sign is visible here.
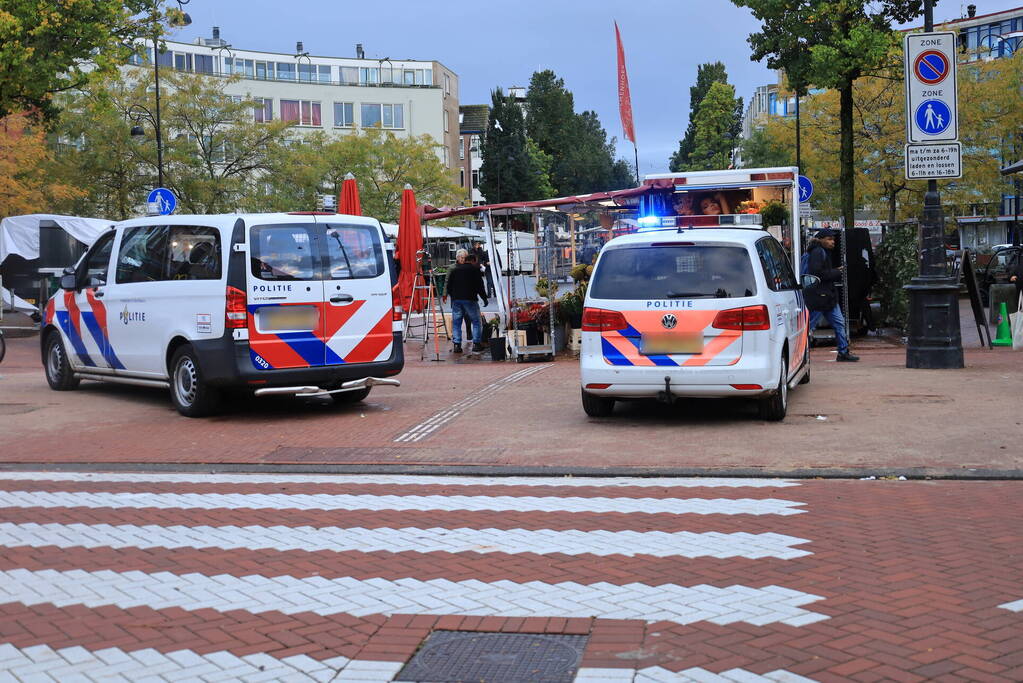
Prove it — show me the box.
[147,187,177,215]
[797,175,814,203]
[914,99,952,136]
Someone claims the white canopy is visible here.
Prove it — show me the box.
[379,222,468,240]
[0,213,111,314]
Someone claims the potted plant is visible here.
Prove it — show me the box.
[759,200,790,227]
[559,291,584,329]
[485,317,506,361]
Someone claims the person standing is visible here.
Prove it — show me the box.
[805,228,859,362]
[445,249,489,353]
[473,241,495,297]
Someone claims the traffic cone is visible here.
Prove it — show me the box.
[992,301,1012,346]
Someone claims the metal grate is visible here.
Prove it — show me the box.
[396,631,589,683]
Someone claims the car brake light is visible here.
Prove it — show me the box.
[731,384,762,390]
[581,307,627,332]
[586,383,611,389]
[712,305,770,331]
[391,284,403,321]
[226,285,247,328]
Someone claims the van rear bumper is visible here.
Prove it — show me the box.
[191,333,404,388]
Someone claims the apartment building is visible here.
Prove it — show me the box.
[458,105,488,205]
[126,28,461,171]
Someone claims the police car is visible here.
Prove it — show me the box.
[41,213,403,416]
[580,226,811,421]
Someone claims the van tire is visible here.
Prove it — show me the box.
[331,387,371,404]
[581,389,615,417]
[44,333,80,391]
[170,345,221,417]
[758,356,788,421]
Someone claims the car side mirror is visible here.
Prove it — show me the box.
[801,274,821,289]
[59,273,77,290]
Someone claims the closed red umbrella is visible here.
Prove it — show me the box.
[397,183,425,313]
[339,172,361,215]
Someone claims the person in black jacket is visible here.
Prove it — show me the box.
[445,249,489,353]
[806,229,859,362]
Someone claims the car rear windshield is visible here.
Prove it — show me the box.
[589,245,757,300]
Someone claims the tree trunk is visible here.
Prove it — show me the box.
[888,190,898,225]
[839,81,855,232]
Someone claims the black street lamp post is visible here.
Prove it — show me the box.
[905,0,965,369]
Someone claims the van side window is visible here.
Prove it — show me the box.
[168,226,221,280]
[756,237,797,291]
[81,232,115,286]
[250,225,318,280]
[116,226,169,283]
[324,224,383,279]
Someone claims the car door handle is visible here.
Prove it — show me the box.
[93,290,104,298]
[330,294,354,304]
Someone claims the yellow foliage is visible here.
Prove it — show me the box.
[0,112,82,217]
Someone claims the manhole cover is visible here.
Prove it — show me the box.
[396,631,588,682]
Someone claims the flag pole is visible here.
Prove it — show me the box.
[633,143,639,186]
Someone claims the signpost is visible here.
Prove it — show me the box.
[903,2,963,370]
[147,187,176,216]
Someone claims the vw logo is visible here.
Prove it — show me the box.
[661,314,677,330]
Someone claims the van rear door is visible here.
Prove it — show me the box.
[588,243,758,367]
[246,222,326,370]
[320,220,393,365]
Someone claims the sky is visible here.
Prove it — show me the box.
[168,0,1023,177]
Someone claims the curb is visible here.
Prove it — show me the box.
[1,461,1022,480]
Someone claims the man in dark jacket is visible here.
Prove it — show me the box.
[472,241,496,297]
[445,248,489,353]
[806,228,859,362]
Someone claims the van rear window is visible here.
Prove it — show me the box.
[589,245,756,300]
[251,225,317,280]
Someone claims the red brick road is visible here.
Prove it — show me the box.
[0,472,1021,681]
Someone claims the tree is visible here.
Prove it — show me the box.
[0,1,160,121]
[733,0,925,232]
[256,128,464,222]
[684,82,743,171]
[670,62,743,171]
[0,112,81,216]
[480,88,551,203]
[740,125,794,169]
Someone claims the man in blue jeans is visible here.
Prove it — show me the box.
[805,229,859,362]
[444,248,489,353]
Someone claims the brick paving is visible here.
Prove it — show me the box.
[0,472,1021,681]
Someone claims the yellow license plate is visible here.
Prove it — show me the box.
[258,306,319,332]
[641,332,704,355]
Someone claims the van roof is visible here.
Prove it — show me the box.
[112,213,382,230]
[604,227,769,249]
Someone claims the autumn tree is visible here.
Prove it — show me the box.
[0,1,169,121]
[670,62,743,171]
[256,128,464,222]
[733,0,925,231]
[0,112,81,216]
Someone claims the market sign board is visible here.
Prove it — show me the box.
[904,32,958,143]
[905,142,962,179]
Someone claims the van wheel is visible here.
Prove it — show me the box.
[331,387,371,404]
[758,356,788,421]
[581,389,615,417]
[44,333,80,391]
[170,345,221,417]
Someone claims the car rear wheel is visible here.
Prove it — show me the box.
[170,345,221,417]
[581,389,615,417]
[44,333,80,391]
[758,356,788,421]
[331,387,371,404]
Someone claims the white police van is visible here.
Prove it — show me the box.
[580,168,812,421]
[41,213,403,416]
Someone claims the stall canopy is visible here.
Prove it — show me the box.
[1,213,111,313]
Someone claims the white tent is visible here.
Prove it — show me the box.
[378,222,467,240]
[0,213,111,313]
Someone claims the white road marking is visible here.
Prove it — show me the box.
[577,666,818,682]
[999,598,1023,612]
[0,522,813,559]
[0,490,806,515]
[0,567,829,627]
[0,642,381,683]
[393,364,550,442]
[0,471,801,488]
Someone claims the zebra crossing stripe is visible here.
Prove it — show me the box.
[0,490,806,515]
[0,522,813,559]
[0,642,393,683]
[0,567,829,627]
[577,666,818,682]
[0,472,801,488]
[999,598,1023,612]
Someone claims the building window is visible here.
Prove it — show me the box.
[360,67,379,84]
[174,52,193,71]
[444,111,450,133]
[459,136,465,160]
[341,66,359,84]
[224,57,253,77]
[470,134,481,158]
[471,170,479,189]
[361,103,403,129]
[334,102,354,127]
[255,61,275,80]
[277,62,296,81]
[281,99,321,126]
[254,98,273,123]
[444,73,451,95]
[460,169,465,186]
[443,146,449,166]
